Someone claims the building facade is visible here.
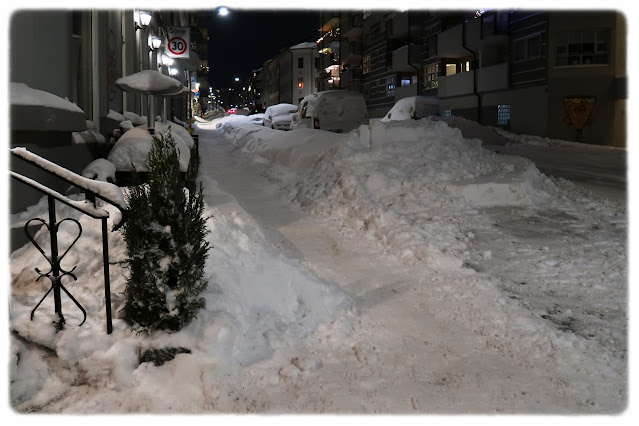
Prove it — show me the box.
[312,9,626,147]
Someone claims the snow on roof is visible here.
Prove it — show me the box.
[10,82,84,113]
[290,42,317,50]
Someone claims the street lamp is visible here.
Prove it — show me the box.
[218,7,230,17]
[135,11,152,31]
[149,36,162,50]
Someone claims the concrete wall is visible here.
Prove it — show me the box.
[10,11,73,99]
[547,11,624,145]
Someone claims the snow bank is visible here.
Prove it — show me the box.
[107,125,191,172]
[10,194,349,411]
[222,118,558,267]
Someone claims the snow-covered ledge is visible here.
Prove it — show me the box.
[10,82,87,132]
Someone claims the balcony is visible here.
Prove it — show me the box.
[465,16,509,51]
[437,24,469,58]
[477,62,509,92]
[438,71,475,98]
[391,44,421,73]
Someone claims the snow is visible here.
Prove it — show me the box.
[9,172,109,219]
[107,110,126,121]
[11,147,126,210]
[9,116,628,416]
[107,125,191,173]
[381,96,440,122]
[123,111,147,125]
[115,70,183,94]
[81,159,116,183]
[73,120,106,144]
[292,90,369,132]
[10,82,84,113]
[290,42,317,49]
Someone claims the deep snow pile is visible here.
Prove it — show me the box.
[10,194,349,411]
[219,119,560,267]
[216,118,627,368]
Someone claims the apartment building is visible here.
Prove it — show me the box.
[278,42,321,105]
[423,10,626,146]
[317,9,625,146]
[10,10,204,220]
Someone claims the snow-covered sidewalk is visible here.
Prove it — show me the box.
[9,116,627,414]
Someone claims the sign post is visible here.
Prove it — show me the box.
[166,26,190,59]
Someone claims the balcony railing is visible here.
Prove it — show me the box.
[477,62,509,92]
[391,44,421,73]
[438,71,475,97]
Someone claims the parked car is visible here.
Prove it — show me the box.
[263,103,298,130]
[380,96,440,122]
[226,108,237,114]
[247,113,265,126]
[291,90,369,133]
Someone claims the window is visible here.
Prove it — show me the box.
[298,78,304,88]
[442,109,452,117]
[363,55,371,74]
[400,78,411,86]
[386,76,396,96]
[425,64,439,89]
[513,33,543,62]
[314,57,320,70]
[298,57,304,68]
[555,30,610,66]
[497,104,511,126]
[385,52,393,68]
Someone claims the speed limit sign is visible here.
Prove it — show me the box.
[165,26,190,58]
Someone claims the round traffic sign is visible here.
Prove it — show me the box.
[168,37,187,55]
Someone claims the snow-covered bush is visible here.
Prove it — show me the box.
[121,129,210,332]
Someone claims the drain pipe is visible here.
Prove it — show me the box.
[462,21,482,124]
[407,11,421,95]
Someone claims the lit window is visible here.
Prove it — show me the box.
[386,76,396,96]
[424,64,439,89]
[363,55,371,74]
[298,78,304,88]
[497,104,511,126]
[442,109,452,117]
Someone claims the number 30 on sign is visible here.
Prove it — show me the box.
[165,26,190,58]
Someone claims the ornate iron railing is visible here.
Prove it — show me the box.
[10,148,128,334]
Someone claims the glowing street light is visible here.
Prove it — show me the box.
[234,77,240,82]
[218,7,230,17]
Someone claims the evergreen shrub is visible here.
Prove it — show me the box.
[121,128,209,332]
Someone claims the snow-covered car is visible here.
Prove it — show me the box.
[291,90,369,133]
[263,103,298,130]
[380,96,440,122]
[247,113,265,126]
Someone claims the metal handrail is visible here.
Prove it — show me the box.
[10,148,128,334]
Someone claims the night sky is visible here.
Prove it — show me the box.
[206,9,321,89]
